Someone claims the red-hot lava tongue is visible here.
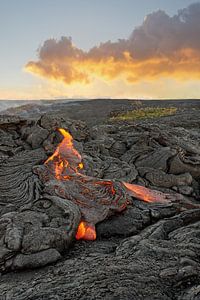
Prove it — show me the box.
[44,128,172,241]
[76,221,96,240]
[45,128,83,179]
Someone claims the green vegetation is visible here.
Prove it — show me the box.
[110,107,177,121]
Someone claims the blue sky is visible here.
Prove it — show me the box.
[0,0,198,99]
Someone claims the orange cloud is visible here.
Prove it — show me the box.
[25,3,200,85]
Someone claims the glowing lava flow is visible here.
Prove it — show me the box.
[76,221,96,240]
[122,182,170,204]
[45,128,83,179]
[44,128,98,241]
[44,128,172,241]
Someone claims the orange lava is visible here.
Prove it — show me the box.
[45,128,83,179]
[44,128,167,241]
[44,128,97,241]
[122,182,168,203]
[76,221,97,240]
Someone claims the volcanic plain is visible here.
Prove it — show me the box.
[0,99,200,300]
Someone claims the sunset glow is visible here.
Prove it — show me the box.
[1,0,200,100]
[25,48,200,85]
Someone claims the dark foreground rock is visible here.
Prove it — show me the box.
[0,106,200,299]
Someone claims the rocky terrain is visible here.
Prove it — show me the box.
[0,100,200,299]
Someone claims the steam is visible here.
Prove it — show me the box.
[26,3,200,84]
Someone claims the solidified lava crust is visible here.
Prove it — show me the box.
[0,109,200,300]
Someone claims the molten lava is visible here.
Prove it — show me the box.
[44,128,172,241]
[45,128,83,179]
[122,182,171,204]
[76,221,96,240]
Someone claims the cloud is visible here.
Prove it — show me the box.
[25,3,200,85]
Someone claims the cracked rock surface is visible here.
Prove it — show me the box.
[0,103,200,299]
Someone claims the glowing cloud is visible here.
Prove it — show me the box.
[25,3,200,85]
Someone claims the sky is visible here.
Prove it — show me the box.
[0,0,200,100]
